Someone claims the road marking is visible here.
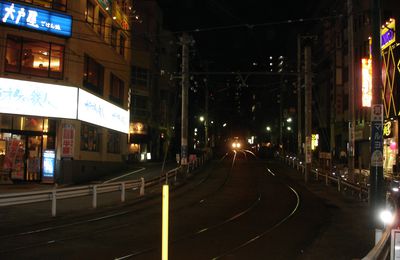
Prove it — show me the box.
[103,168,146,183]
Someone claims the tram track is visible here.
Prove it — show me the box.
[0,153,302,259]
[0,152,237,257]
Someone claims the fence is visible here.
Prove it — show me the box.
[0,157,205,217]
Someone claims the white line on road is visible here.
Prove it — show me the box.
[103,168,146,183]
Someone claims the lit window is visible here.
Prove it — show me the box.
[5,35,64,79]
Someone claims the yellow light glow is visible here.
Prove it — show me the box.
[361,58,372,107]
[162,185,169,260]
[311,134,319,150]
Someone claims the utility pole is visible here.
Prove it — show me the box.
[370,0,385,232]
[347,0,356,179]
[180,33,190,170]
[304,42,312,183]
[297,35,303,159]
[204,78,209,148]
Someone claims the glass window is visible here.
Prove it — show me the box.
[49,44,64,78]
[111,26,117,49]
[107,131,120,153]
[119,34,126,56]
[132,95,148,118]
[5,35,64,79]
[132,66,148,86]
[86,0,95,27]
[22,0,67,11]
[110,73,124,106]
[81,124,101,152]
[98,12,106,39]
[52,0,67,11]
[21,39,50,77]
[83,55,104,95]
[5,36,22,73]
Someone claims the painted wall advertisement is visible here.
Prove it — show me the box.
[61,124,74,158]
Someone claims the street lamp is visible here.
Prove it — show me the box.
[266,126,271,132]
[199,116,205,122]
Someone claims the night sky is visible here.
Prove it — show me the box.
[157,0,322,139]
[158,0,319,70]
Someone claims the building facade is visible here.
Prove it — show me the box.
[0,0,132,184]
[129,0,178,162]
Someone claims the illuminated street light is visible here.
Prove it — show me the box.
[286,117,292,123]
[223,123,227,127]
[266,126,271,132]
[199,116,205,122]
[287,126,292,131]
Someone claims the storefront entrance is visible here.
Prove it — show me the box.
[0,133,43,182]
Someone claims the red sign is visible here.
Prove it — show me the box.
[61,124,75,158]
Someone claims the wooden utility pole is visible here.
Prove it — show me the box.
[180,33,190,170]
[297,35,303,158]
[304,43,312,183]
[348,0,355,177]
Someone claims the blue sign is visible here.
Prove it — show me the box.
[42,150,56,178]
[0,1,72,37]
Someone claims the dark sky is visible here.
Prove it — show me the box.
[158,0,318,71]
[157,0,321,137]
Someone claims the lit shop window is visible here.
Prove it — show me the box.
[22,0,67,12]
[5,35,64,79]
[107,131,120,154]
[81,123,101,152]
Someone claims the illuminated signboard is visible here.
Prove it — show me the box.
[0,77,78,118]
[381,18,395,50]
[78,89,129,133]
[112,1,129,30]
[42,149,55,178]
[361,58,372,107]
[0,1,72,37]
[311,134,319,150]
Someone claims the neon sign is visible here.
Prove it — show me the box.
[381,18,395,50]
[361,58,372,107]
[0,1,72,37]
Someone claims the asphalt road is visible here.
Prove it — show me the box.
[0,152,373,259]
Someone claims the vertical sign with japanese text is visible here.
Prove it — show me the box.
[371,104,383,167]
[61,124,74,158]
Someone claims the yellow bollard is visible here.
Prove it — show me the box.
[162,185,169,260]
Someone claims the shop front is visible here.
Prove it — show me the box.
[0,116,56,182]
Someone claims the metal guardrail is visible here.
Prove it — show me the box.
[0,156,207,217]
[281,155,393,260]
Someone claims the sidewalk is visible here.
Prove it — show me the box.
[281,162,376,260]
